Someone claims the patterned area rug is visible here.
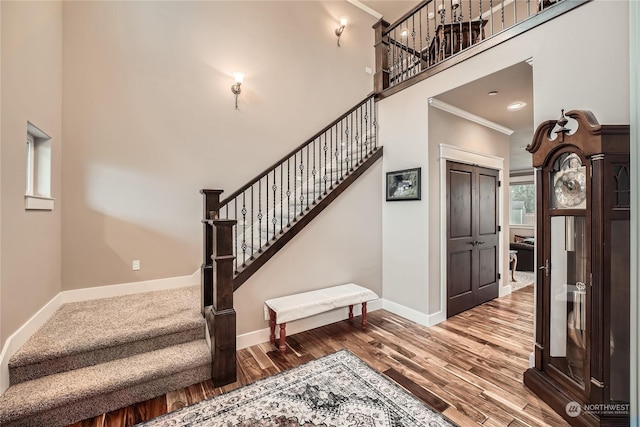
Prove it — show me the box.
[139,350,456,426]
[512,270,535,291]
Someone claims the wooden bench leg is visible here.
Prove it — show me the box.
[269,309,276,344]
[361,302,368,330]
[349,304,354,323]
[279,323,287,354]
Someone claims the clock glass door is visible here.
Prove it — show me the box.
[548,215,588,389]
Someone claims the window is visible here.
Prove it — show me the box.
[510,181,535,226]
[25,122,54,210]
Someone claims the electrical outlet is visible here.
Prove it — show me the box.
[132,260,141,271]
[365,66,373,75]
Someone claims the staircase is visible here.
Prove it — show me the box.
[0,95,381,426]
[202,94,382,386]
[0,286,210,427]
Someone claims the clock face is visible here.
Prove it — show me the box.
[552,154,587,209]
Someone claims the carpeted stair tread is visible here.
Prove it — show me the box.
[0,340,211,425]
[9,286,203,377]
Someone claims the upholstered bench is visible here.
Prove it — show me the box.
[264,283,379,354]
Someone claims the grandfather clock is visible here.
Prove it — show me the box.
[523,110,630,426]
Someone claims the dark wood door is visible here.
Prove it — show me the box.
[446,161,499,317]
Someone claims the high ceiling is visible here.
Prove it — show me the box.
[434,61,535,172]
[359,0,422,24]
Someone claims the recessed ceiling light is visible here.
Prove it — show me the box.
[507,101,527,111]
[400,29,408,37]
[488,90,498,96]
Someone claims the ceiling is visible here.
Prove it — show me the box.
[359,0,422,24]
[434,61,535,172]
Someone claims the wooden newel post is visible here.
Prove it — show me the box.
[373,19,390,94]
[207,218,237,386]
[200,189,223,314]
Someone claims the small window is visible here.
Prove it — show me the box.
[25,122,54,210]
[510,182,535,226]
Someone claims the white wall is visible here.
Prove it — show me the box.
[0,1,63,348]
[235,160,382,334]
[61,1,379,291]
[379,0,629,320]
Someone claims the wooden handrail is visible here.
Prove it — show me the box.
[219,93,376,207]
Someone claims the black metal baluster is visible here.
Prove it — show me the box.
[527,0,531,18]
[411,16,416,77]
[419,9,423,73]
[449,1,454,59]
[265,175,268,245]
[501,0,505,31]
[364,101,369,157]
[339,120,343,180]
[349,113,354,172]
[250,186,254,260]
[258,179,263,252]
[292,152,297,222]
[387,43,392,86]
[323,133,328,194]
[329,127,334,190]
[468,0,472,46]
[489,0,493,36]
[306,144,310,210]
[334,124,340,184]
[299,150,304,216]
[272,168,277,240]
[513,0,517,27]
[280,162,284,233]
[358,104,363,164]
[312,138,317,204]
[241,191,247,267]
[373,100,378,149]
[479,0,483,40]
[287,158,291,227]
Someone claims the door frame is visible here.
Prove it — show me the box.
[438,144,506,321]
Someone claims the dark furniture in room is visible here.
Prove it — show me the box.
[428,20,487,64]
[523,110,630,426]
[509,241,534,271]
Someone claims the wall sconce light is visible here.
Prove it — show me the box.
[231,72,244,110]
[335,17,347,47]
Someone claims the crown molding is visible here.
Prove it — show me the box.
[346,0,383,19]
[428,98,515,136]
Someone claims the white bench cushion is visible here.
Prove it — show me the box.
[264,283,379,324]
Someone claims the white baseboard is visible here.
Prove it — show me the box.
[236,299,384,350]
[500,284,513,297]
[382,299,446,327]
[0,270,200,395]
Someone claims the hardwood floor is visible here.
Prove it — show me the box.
[68,285,568,427]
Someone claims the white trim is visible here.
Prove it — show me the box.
[500,284,513,297]
[383,298,446,327]
[428,98,514,136]
[236,299,383,350]
[509,175,534,184]
[0,269,200,394]
[345,0,383,20]
[24,195,55,211]
[439,144,508,317]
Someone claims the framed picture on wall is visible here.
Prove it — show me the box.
[386,167,421,201]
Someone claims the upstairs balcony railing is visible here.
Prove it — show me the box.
[373,0,587,96]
